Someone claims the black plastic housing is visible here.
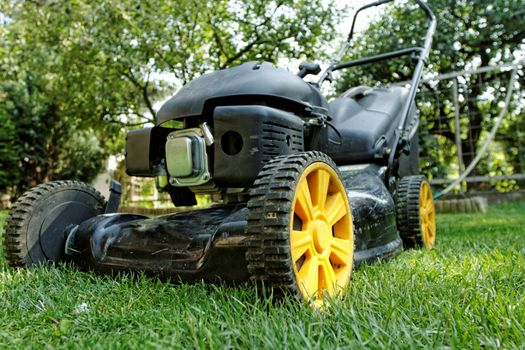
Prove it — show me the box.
[125,127,171,177]
[213,105,304,187]
[67,165,402,283]
[311,87,416,166]
[156,61,328,124]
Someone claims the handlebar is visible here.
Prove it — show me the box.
[316,0,437,185]
[318,0,436,84]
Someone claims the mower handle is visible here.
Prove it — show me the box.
[346,0,392,49]
[318,0,436,84]
[317,0,436,185]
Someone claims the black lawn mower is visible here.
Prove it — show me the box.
[4,0,437,306]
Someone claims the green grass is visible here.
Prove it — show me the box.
[1,203,524,349]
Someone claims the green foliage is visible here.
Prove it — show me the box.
[336,0,524,87]
[0,0,339,195]
[0,105,20,190]
[1,202,525,348]
[1,0,339,126]
[0,75,107,194]
[54,131,106,182]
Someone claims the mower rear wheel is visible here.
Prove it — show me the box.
[396,175,436,249]
[246,152,354,306]
[3,181,106,267]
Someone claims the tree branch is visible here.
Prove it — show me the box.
[123,70,156,122]
[220,37,271,69]
[447,8,470,29]
[217,1,284,69]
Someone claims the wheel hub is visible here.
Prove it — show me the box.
[312,220,331,254]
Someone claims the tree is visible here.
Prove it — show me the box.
[0,101,20,192]
[0,0,340,195]
[0,74,108,193]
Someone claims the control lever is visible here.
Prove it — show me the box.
[297,62,321,78]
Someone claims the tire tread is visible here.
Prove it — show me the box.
[245,151,340,298]
[3,181,105,267]
[396,175,426,248]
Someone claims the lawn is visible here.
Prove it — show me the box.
[1,202,524,349]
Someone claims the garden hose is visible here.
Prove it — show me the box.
[433,64,521,199]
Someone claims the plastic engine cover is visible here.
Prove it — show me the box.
[156,61,327,124]
[213,105,304,187]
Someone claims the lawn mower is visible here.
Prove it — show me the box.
[4,0,437,306]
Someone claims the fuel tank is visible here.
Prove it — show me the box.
[156,61,328,125]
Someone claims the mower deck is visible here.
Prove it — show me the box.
[67,164,402,283]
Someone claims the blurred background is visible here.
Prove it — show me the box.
[0,0,523,210]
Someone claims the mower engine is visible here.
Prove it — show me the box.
[126,104,306,200]
[124,60,332,202]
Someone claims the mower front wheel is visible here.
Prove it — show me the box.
[3,181,106,267]
[245,152,354,306]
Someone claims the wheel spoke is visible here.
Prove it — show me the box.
[298,255,319,297]
[330,237,352,265]
[423,183,430,203]
[425,201,434,213]
[423,227,431,245]
[325,192,347,226]
[428,224,436,238]
[320,259,338,296]
[295,180,314,222]
[424,224,436,247]
[426,211,434,223]
[290,230,312,262]
[310,169,330,211]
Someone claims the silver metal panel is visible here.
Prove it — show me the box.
[166,136,193,177]
[165,127,211,187]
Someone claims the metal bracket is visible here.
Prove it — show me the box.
[104,180,122,214]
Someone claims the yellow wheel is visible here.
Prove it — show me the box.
[246,152,354,306]
[396,175,436,249]
[419,181,436,248]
